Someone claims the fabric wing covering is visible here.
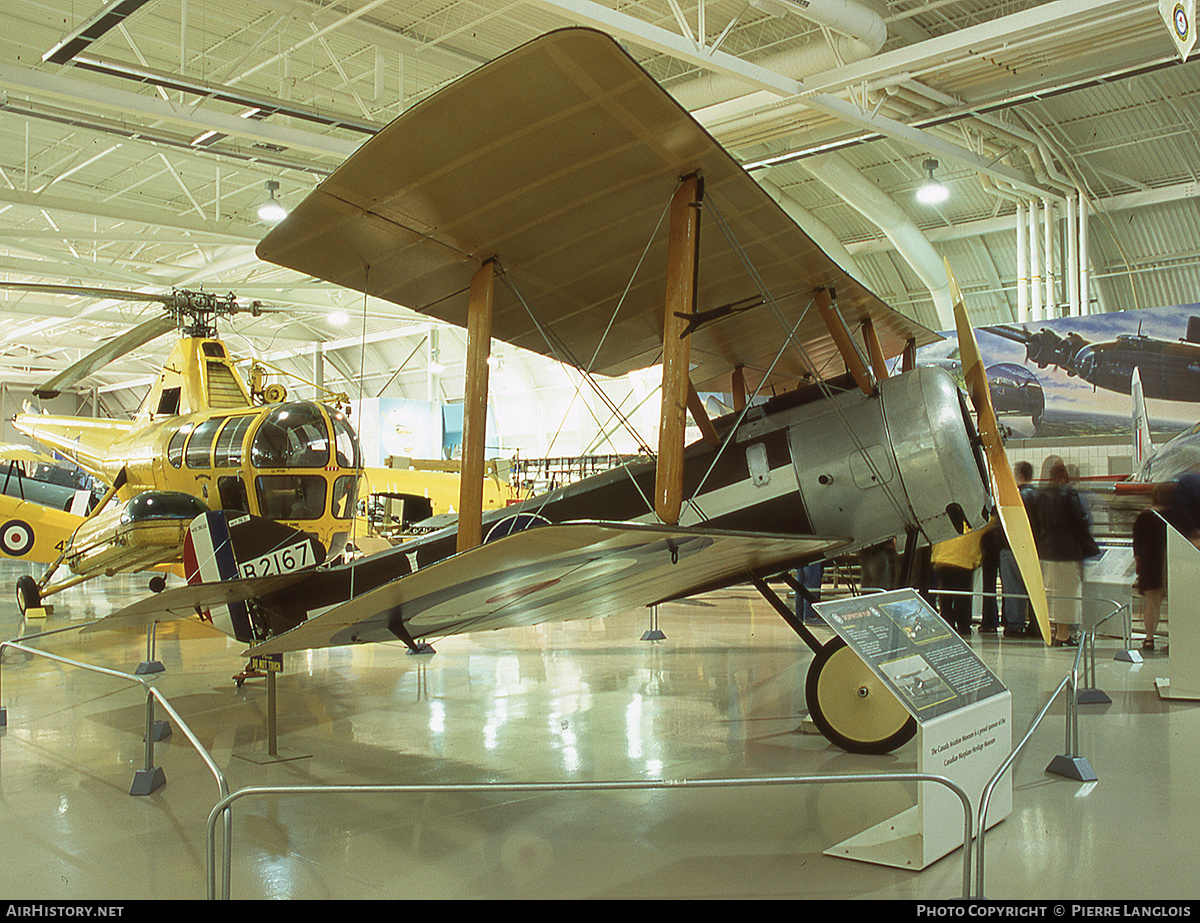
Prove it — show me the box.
[256,27,937,394]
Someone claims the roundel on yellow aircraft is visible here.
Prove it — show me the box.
[263,383,288,404]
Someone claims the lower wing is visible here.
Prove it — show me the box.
[247,521,847,656]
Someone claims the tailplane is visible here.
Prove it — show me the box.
[184,511,325,642]
[1132,367,1153,476]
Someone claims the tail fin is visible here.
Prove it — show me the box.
[184,511,325,642]
[1132,367,1153,475]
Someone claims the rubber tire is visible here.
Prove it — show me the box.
[16,575,40,615]
[805,637,917,755]
[148,575,167,594]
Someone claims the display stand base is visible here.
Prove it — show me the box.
[640,629,666,641]
[1156,677,1200,700]
[825,804,924,870]
[1046,754,1097,781]
[136,661,164,675]
[130,766,165,796]
[144,720,171,742]
[1077,688,1112,705]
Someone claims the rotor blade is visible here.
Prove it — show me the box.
[34,315,177,398]
[0,282,173,304]
[948,260,1051,645]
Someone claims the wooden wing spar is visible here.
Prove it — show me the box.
[256,27,937,395]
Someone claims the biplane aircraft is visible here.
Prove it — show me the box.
[96,28,1049,755]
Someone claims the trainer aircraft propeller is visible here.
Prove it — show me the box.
[88,28,1047,754]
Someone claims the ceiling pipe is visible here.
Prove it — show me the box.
[670,0,887,111]
[799,152,954,330]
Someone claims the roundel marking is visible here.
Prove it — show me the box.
[0,520,35,557]
[1176,3,1189,40]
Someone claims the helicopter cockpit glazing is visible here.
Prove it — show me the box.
[166,402,361,537]
[249,403,360,523]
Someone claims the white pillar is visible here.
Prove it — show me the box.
[1016,199,1028,323]
[1078,194,1090,315]
[1029,198,1043,321]
[1043,198,1055,317]
[1066,189,1079,316]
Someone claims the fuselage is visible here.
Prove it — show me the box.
[250,365,993,641]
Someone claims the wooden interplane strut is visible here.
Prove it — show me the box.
[815,287,875,397]
[656,175,703,526]
[458,259,496,553]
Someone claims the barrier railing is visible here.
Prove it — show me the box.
[205,773,974,900]
[0,636,233,886]
[2,581,1133,901]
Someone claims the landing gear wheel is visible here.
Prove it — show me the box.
[805,637,917,754]
[148,575,166,594]
[16,575,40,615]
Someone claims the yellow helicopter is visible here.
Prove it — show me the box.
[0,284,438,613]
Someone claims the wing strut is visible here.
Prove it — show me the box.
[862,318,889,381]
[815,288,875,397]
[655,174,703,526]
[458,259,496,553]
[686,381,719,446]
[731,365,747,411]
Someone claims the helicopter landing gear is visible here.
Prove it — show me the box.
[805,637,917,755]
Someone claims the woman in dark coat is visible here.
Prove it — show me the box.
[1033,458,1099,646]
[1132,481,1173,651]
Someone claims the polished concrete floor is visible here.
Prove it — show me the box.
[0,559,1195,901]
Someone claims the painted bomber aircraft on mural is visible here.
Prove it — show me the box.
[93,29,1049,755]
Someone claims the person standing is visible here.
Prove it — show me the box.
[979,514,1002,633]
[1033,458,1099,646]
[932,524,984,636]
[1133,481,1173,652]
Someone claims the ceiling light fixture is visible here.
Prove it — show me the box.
[917,158,949,205]
[257,180,287,223]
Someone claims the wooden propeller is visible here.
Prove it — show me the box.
[947,260,1051,645]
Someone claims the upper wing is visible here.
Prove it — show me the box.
[256,28,937,393]
[247,521,846,656]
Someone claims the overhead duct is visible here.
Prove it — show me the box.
[670,0,887,112]
[758,176,864,281]
[799,153,954,330]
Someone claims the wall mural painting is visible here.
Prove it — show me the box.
[919,303,1200,439]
